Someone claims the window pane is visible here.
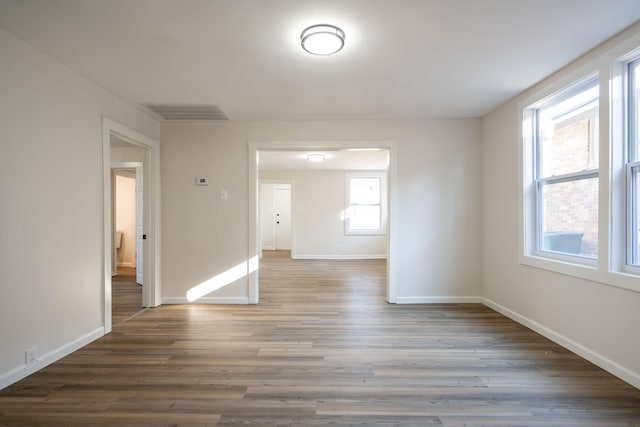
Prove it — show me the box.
[350,178,380,205]
[539,85,599,177]
[631,166,640,265]
[539,177,598,258]
[632,61,640,161]
[349,205,381,230]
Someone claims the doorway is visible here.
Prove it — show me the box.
[248,141,398,305]
[111,165,144,325]
[260,182,292,253]
[102,117,161,334]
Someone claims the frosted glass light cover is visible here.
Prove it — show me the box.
[301,24,345,56]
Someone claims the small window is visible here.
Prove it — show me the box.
[345,173,386,235]
[527,76,599,260]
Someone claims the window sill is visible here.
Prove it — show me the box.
[345,231,386,236]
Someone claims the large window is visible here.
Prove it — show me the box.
[529,77,600,261]
[345,173,386,235]
[520,33,640,292]
[627,59,640,267]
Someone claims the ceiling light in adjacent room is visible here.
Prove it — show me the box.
[300,24,345,56]
[307,154,326,162]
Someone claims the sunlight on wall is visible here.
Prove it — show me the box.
[186,256,259,302]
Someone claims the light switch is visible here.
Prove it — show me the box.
[220,189,229,200]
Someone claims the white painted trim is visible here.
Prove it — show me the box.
[396,296,483,304]
[162,297,249,305]
[249,140,398,305]
[481,297,640,390]
[262,245,276,251]
[0,328,104,390]
[292,254,387,260]
[117,262,134,268]
[111,162,143,169]
[103,117,162,335]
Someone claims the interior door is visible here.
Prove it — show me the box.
[135,166,143,285]
[274,187,291,250]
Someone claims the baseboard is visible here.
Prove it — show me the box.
[292,254,387,260]
[0,327,104,390]
[162,297,249,305]
[261,245,275,251]
[117,262,134,267]
[395,296,483,304]
[481,297,640,390]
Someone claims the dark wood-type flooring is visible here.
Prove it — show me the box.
[1,250,639,426]
[112,267,144,326]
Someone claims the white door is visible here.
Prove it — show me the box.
[259,183,276,250]
[135,166,144,285]
[274,187,291,250]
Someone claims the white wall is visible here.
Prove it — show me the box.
[111,144,144,163]
[161,119,481,303]
[481,24,640,387]
[0,27,159,388]
[115,172,136,267]
[261,170,387,259]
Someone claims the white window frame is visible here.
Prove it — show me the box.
[345,171,387,236]
[624,58,640,274]
[519,30,640,294]
[525,75,600,267]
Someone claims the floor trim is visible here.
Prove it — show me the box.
[481,297,640,390]
[292,254,388,260]
[0,327,104,390]
[396,296,483,304]
[162,297,250,305]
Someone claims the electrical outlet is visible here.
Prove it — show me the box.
[25,347,37,366]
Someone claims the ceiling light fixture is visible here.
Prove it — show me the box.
[300,24,345,56]
[307,154,326,162]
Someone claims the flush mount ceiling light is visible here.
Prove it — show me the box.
[300,24,345,56]
[307,154,326,162]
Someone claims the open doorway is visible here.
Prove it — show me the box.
[111,163,143,325]
[260,182,292,256]
[102,117,161,334]
[248,141,398,304]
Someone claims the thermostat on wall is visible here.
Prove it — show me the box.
[196,176,209,186]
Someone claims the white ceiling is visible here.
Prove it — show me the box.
[1,0,639,122]
[259,149,389,171]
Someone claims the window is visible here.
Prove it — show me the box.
[345,173,386,234]
[519,33,640,292]
[627,59,640,267]
[527,76,599,261]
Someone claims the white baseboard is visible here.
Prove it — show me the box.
[292,254,387,260]
[162,297,249,305]
[261,245,275,251]
[0,327,104,390]
[117,262,134,267]
[481,297,640,390]
[395,296,483,304]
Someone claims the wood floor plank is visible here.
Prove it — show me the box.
[1,250,639,426]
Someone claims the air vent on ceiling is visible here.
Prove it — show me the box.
[144,104,229,121]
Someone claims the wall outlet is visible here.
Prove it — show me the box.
[25,347,37,366]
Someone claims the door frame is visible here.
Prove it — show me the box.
[248,141,398,304]
[102,117,161,334]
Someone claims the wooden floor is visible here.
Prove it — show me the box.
[1,250,639,426]
[112,267,144,326]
